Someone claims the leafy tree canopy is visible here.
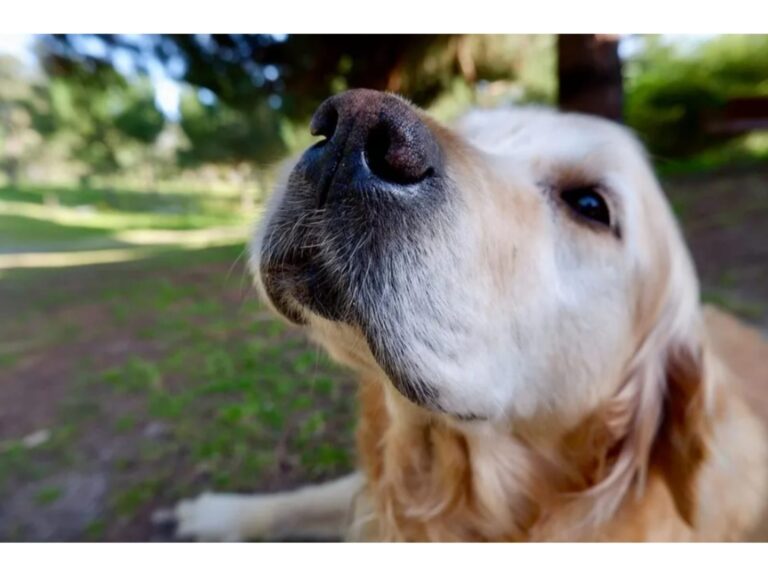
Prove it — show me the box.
[36,35,554,171]
[29,56,165,177]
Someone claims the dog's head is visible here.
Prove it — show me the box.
[252,90,705,449]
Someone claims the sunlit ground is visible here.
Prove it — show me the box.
[0,226,253,272]
[0,184,260,271]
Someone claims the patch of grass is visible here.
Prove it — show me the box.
[299,442,353,476]
[292,349,321,375]
[6,524,25,542]
[61,396,102,422]
[84,520,106,541]
[667,191,694,221]
[297,412,327,444]
[101,358,163,392]
[655,133,768,178]
[0,213,116,250]
[0,184,241,218]
[185,298,224,318]
[702,289,765,321]
[0,185,246,240]
[114,415,136,433]
[0,350,19,369]
[112,479,164,518]
[0,425,81,493]
[0,443,32,491]
[204,349,236,380]
[138,442,176,464]
[717,270,739,290]
[147,391,191,420]
[109,300,131,325]
[35,486,63,506]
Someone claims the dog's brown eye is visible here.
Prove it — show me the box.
[561,186,611,227]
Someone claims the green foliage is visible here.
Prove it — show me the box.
[35,485,63,505]
[627,71,724,158]
[14,34,768,175]
[113,95,166,145]
[36,34,557,175]
[0,56,43,184]
[625,35,768,159]
[178,90,288,168]
[112,479,163,517]
[102,358,163,392]
[29,61,165,179]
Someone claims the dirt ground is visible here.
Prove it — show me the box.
[0,167,767,541]
[0,247,357,541]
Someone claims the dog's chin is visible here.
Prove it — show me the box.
[260,240,490,423]
[260,252,348,326]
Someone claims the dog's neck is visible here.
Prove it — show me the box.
[354,375,628,541]
[353,363,718,541]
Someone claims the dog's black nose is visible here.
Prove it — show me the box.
[306,89,441,206]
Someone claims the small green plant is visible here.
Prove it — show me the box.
[35,486,63,506]
[102,358,163,392]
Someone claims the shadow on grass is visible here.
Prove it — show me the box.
[0,214,130,254]
[0,184,242,216]
[0,228,249,272]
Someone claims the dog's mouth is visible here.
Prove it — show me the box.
[257,191,493,422]
[260,241,349,326]
[258,89,448,325]
[254,89,478,416]
[259,222,489,423]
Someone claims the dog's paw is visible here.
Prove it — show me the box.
[153,493,273,542]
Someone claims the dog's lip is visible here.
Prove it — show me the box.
[262,242,316,270]
[260,247,319,325]
[261,244,326,289]
[260,244,350,324]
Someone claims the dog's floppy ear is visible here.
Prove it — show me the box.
[651,337,709,526]
[579,168,712,529]
[581,298,711,529]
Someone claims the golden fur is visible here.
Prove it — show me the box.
[351,308,768,541]
[168,98,768,542]
[345,107,768,542]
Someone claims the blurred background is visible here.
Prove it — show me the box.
[0,34,766,541]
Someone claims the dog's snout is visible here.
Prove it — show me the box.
[310,99,339,141]
[364,119,437,185]
[307,89,441,205]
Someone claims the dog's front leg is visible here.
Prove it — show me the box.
[156,472,365,542]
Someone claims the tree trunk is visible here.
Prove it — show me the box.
[557,34,623,122]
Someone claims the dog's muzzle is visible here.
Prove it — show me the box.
[259,89,446,324]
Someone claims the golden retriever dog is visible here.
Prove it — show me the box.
[165,89,768,541]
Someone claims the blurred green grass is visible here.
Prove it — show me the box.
[0,213,117,249]
[0,184,244,216]
[0,185,249,252]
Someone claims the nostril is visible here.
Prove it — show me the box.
[365,122,434,186]
[364,124,394,181]
[310,102,338,142]
[306,90,442,203]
